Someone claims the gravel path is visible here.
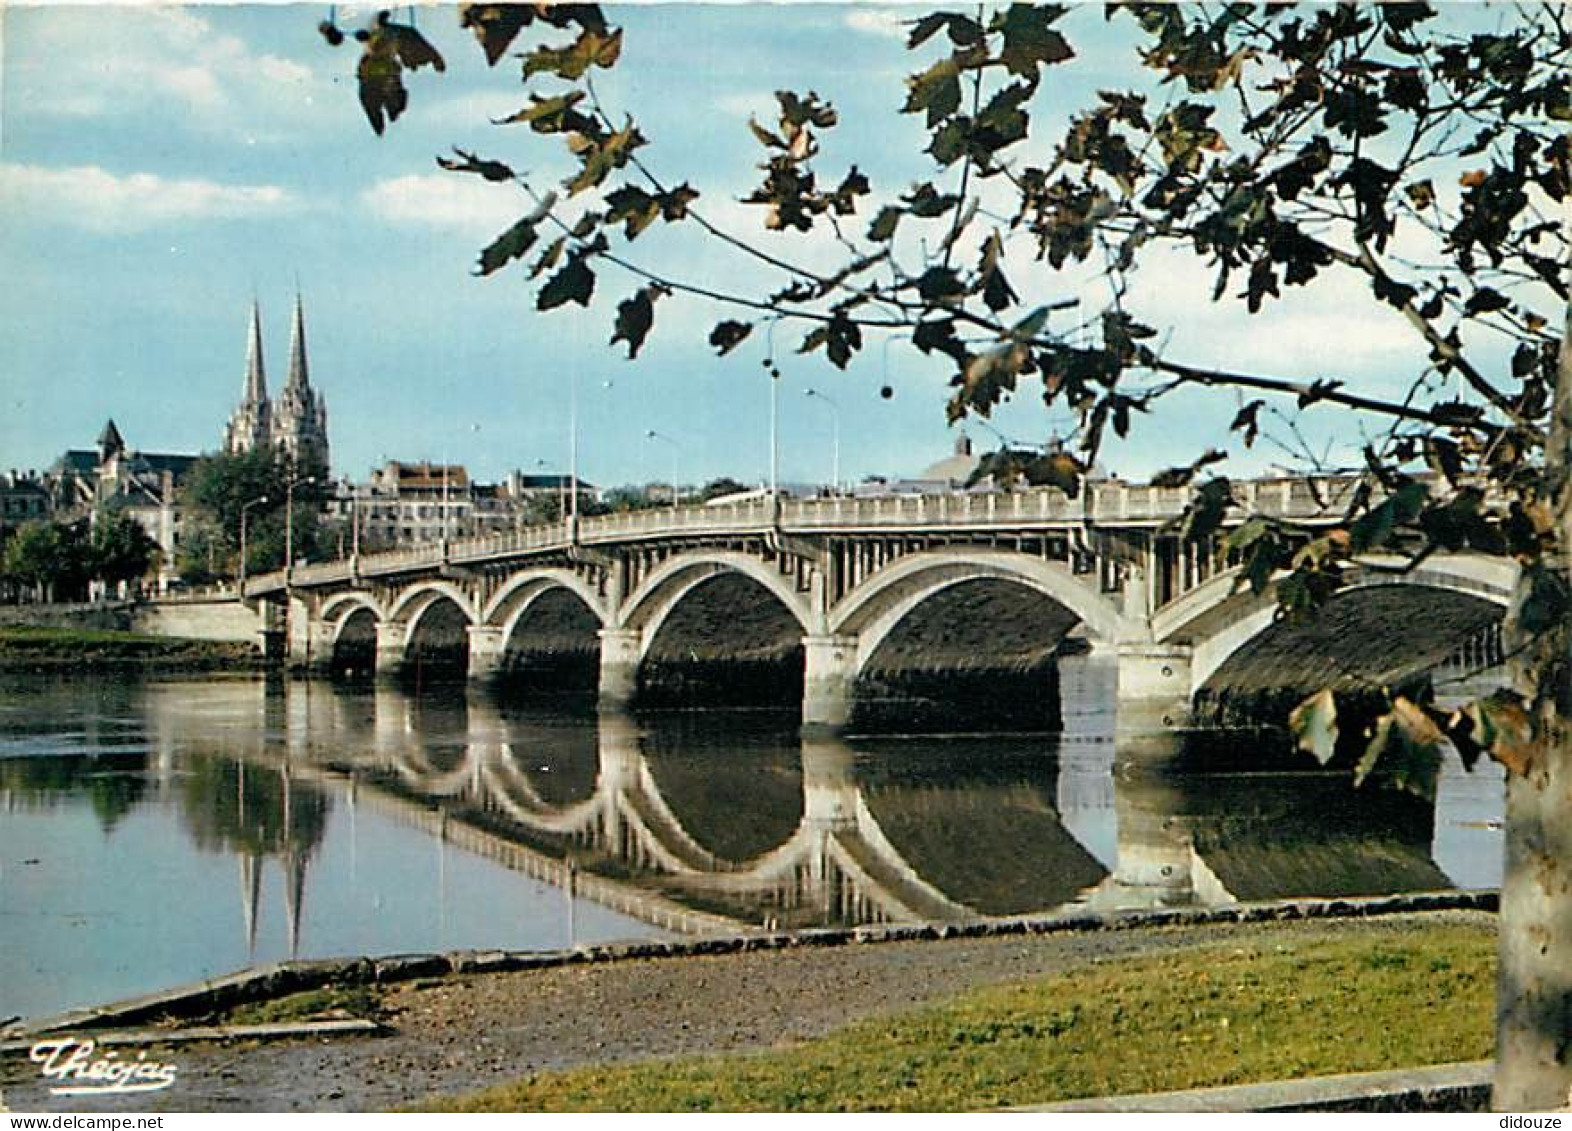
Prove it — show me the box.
[0,910,1494,1113]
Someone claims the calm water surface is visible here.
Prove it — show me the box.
[0,659,1504,1020]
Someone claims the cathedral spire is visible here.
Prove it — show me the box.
[226,301,273,456]
[270,287,330,474]
[244,300,267,404]
[286,291,310,393]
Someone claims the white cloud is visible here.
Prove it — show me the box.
[361,174,534,238]
[1122,246,1419,383]
[843,8,908,40]
[11,7,323,136]
[0,163,297,233]
[714,91,777,120]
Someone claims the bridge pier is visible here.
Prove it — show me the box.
[371,684,412,760]
[598,628,643,711]
[802,634,859,735]
[801,736,857,831]
[374,622,407,682]
[1114,643,1193,738]
[1084,751,1200,911]
[286,599,334,673]
[466,625,509,688]
[256,602,286,663]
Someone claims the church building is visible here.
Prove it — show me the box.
[224,295,330,474]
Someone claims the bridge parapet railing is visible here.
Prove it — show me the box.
[242,476,1367,596]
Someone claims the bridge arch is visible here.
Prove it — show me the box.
[826,550,1132,732]
[1157,554,1517,696]
[387,580,481,634]
[313,594,386,676]
[331,605,381,675]
[482,570,609,692]
[831,549,1133,665]
[321,591,387,630]
[617,551,815,638]
[387,582,479,678]
[482,569,610,633]
[618,552,815,709]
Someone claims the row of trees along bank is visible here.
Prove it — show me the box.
[1,512,158,603]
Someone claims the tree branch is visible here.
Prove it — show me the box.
[1325,240,1527,425]
[1145,355,1504,432]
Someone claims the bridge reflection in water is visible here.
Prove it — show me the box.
[138,662,1494,939]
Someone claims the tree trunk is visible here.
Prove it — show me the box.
[1496,749,1572,1110]
[1492,309,1572,1112]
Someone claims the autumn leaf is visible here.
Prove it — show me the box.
[1464,692,1539,776]
[356,36,408,135]
[476,216,538,276]
[538,255,596,310]
[1355,708,1443,799]
[610,285,665,359]
[1289,688,1340,765]
[1024,451,1084,497]
[386,21,446,73]
[437,148,514,182]
[798,313,862,369]
[708,321,753,356]
[461,3,533,66]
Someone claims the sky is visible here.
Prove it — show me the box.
[0,2,1540,490]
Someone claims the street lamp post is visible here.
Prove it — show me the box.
[459,423,480,538]
[239,494,269,593]
[803,387,841,495]
[285,474,316,574]
[768,365,780,498]
[572,366,584,525]
[439,457,450,544]
[535,458,565,524]
[645,430,682,508]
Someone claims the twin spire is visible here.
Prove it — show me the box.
[286,292,310,394]
[225,291,330,472]
[245,301,267,405]
[240,293,309,404]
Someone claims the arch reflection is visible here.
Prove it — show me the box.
[134,678,1476,947]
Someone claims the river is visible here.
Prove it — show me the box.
[0,657,1504,1022]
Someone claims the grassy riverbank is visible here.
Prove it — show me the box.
[0,627,261,669]
[421,925,1494,1112]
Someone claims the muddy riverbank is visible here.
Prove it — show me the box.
[0,628,263,671]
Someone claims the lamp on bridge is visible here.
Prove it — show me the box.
[239,493,269,593]
[645,429,683,508]
[767,360,780,499]
[803,387,841,496]
[285,474,317,574]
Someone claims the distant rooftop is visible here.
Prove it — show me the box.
[373,460,471,490]
[510,473,596,491]
[53,449,198,480]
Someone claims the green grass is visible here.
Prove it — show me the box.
[420,925,1495,1112]
[227,984,385,1026]
[0,627,254,663]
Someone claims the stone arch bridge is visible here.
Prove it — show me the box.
[245,477,1515,734]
